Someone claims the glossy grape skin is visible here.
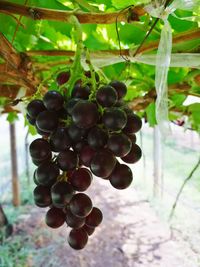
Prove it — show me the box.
[107,133,132,157]
[90,149,117,179]
[96,85,117,107]
[29,138,51,160]
[127,133,137,143]
[123,113,142,134]
[108,163,133,189]
[102,108,127,132]
[50,128,71,152]
[68,228,88,250]
[87,127,108,149]
[33,170,40,185]
[65,98,80,115]
[85,207,103,227]
[36,162,60,186]
[65,208,85,229]
[70,168,92,192]
[57,150,79,171]
[51,181,74,208]
[27,99,46,119]
[109,80,127,99]
[70,193,93,218]
[121,144,142,164]
[26,114,36,125]
[43,90,64,111]
[33,185,52,207]
[72,83,91,100]
[31,153,52,166]
[35,125,50,137]
[36,110,59,133]
[56,71,70,85]
[71,100,99,129]
[45,207,66,228]
[72,140,87,153]
[67,124,87,143]
[80,224,95,236]
[79,145,96,167]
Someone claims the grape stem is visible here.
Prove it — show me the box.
[61,15,83,97]
[86,48,96,93]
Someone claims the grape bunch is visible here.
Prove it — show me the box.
[26,71,142,250]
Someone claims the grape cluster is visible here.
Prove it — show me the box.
[26,71,142,250]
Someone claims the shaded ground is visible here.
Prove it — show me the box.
[9,179,198,267]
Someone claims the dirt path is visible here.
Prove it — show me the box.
[15,179,198,267]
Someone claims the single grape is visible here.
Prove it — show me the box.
[33,185,52,207]
[57,150,78,171]
[56,71,70,86]
[36,162,60,185]
[50,128,71,152]
[65,208,85,229]
[51,181,74,208]
[70,168,92,192]
[36,110,59,133]
[96,85,117,107]
[31,153,52,166]
[72,83,91,100]
[29,138,51,160]
[90,149,117,178]
[107,133,132,157]
[35,124,50,137]
[85,207,103,227]
[27,99,46,119]
[68,228,88,250]
[123,113,142,134]
[65,98,80,115]
[80,224,95,236]
[70,193,93,218]
[127,133,136,143]
[102,108,127,131]
[67,124,87,143]
[79,145,96,167]
[87,127,108,149]
[108,163,133,189]
[45,207,65,228]
[71,100,99,129]
[121,144,142,164]
[109,80,127,99]
[43,90,64,111]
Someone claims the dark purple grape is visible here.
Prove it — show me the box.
[27,99,46,119]
[127,133,136,143]
[123,113,142,134]
[87,127,108,149]
[68,228,88,250]
[70,193,93,218]
[71,100,99,129]
[50,128,71,152]
[56,71,70,86]
[43,90,64,111]
[102,108,127,131]
[65,98,80,115]
[90,149,117,178]
[57,150,78,171]
[51,181,74,208]
[29,138,51,160]
[70,168,92,192]
[96,85,117,107]
[121,144,142,164]
[56,107,68,120]
[65,208,85,229]
[33,185,52,207]
[108,163,133,189]
[107,133,132,157]
[45,207,65,228]
[67,124,87,143]
[81,224,95,236]
[36,110,59,133]
[109,80,127,99]
[26,114,36,125]
[72,140,87,153]
[85,207,103,227]
[72,83,91,100]
[31,153,52,166]
[33,170,39,185]
[36,162,60,186]
[35,125,50,137]
[79,145,95,167]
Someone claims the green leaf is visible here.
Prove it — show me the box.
[170,93,187,107]
[188,103,200,132]
[7,112,19,124]
[145,102,157,127]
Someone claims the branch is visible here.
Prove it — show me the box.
[0,1,145,24]
[168,156,200,220]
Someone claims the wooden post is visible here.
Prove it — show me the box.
[153,126,163,197]
[9,122,20,206]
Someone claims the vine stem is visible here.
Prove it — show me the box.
[168,155,200,221]
[61,15,83,97]
[86,49,96,92]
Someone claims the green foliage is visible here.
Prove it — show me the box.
[6,112,18,124]
[145,102,157,127]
